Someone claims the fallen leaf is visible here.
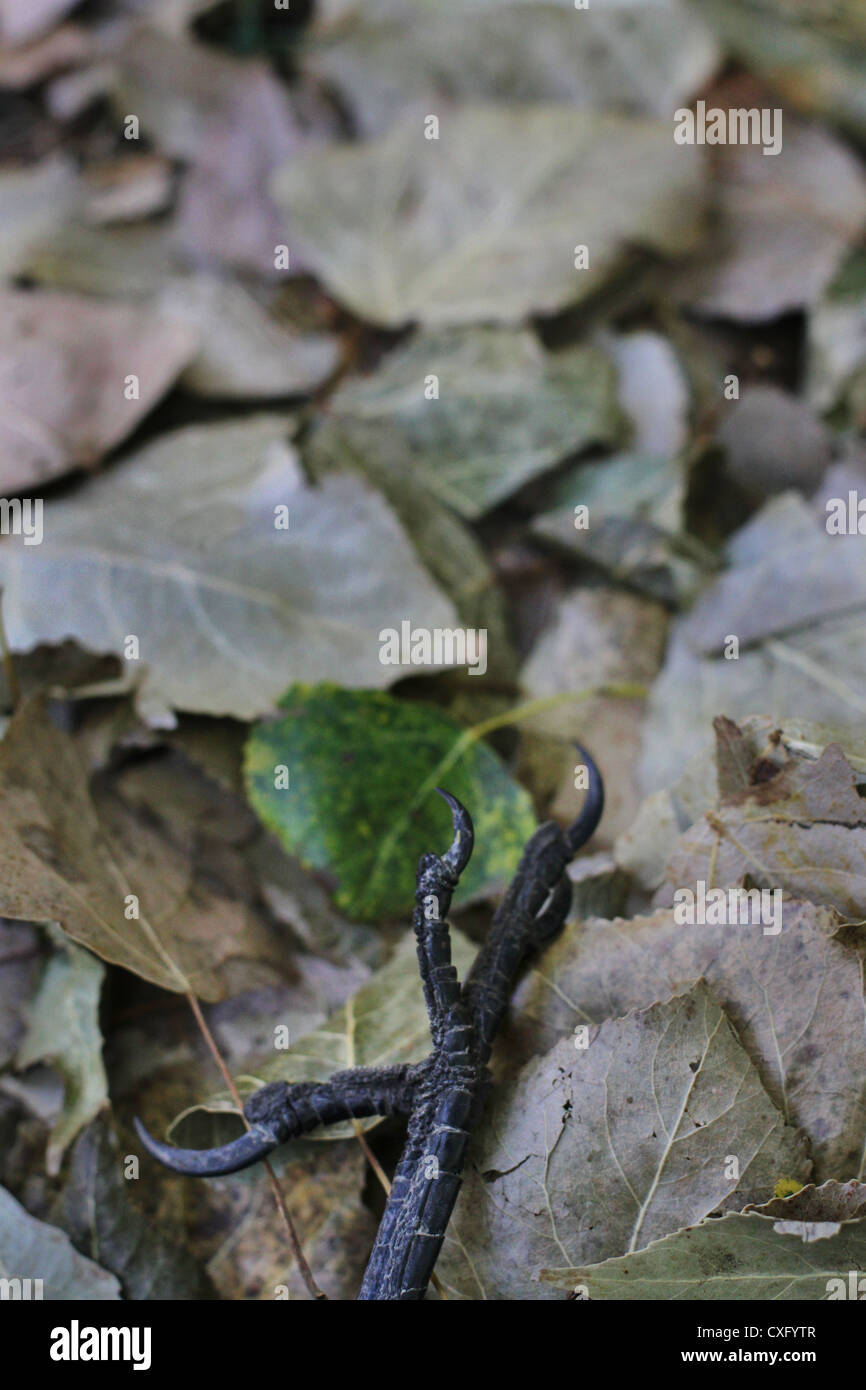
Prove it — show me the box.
[245,684,538,920]
[0,0,77,47]
[0,698,286,1001]
[532,453,707,606]
[541,1205,866,1298]
[304,0,719,136]
[0,415,458,721]
[204,1138,374,1300]
[676,119,866,321]
[0,288,197,492]
[693,0,866,145]
[519,586,667,842]
[0,921,41,1069]
[112,29,298,276]
[17,927,107,1175]
[0,23,91,89]
[0,1182,120,1299]
[306,415,517,680]
[639,491,866,790]
[511,898,865,1181]
[437,982,807,1299]
[51,1119,217,1300]
[155,275,340,400]
[325,327,620,518]
[272,105,705,326]
[0,157,77,282]
[748,1179,866,1226]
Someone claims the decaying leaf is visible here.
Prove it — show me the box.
[0,698,285,1001]
[437,982,808,1299]
[186,930,475,1140]
[0,158,77,282]
[16,927,108,1175]
[0,288,197,493]
[51,1119,217,1300]
[510,898,865,1182]
[519,586,667,842]
[541,1205,866,1299]
[0,415,458,722]
[639,490,866,790]
[272,105,705,326]
[0,0,78,48]
[325,327,621,518]
[0,1182,120,1300]
[154,276,340,400]
[676,120,866,321]
[748,1179,866,1226]
[0,921,42,1069]
[111,29,299,276]
[532,453,707,606]
[304,0,719,136]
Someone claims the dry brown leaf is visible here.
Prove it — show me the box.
[0,697,286,1001]
[0,288,196,492]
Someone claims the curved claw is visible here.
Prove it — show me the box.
[434,788,474,877]
[133,1115,280,1177]
[565,745,604,855]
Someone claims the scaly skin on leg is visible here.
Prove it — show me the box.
[136,749,605,1298]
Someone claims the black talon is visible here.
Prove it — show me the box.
[434,788,474,877]
[565,744,604,854]
[133,1115,280,1177]
[139,756,605,1300]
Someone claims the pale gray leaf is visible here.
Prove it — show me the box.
[272,105,705,326]
[0,415,457,720]
[437,982,807,1299]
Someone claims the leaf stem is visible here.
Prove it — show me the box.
[464,682,648,742]
[185,991,327,1301]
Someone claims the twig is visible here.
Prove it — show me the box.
[140,757,605,1299]
[185,991,326,1301]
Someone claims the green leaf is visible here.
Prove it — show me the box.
[0,1184,120,1300]
[436,982,808,1299]
[540,1205,866,1300]
[17,928,108,1176]
[272,105,705,327]
[325,327,621,519]
[244,684,538,920]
